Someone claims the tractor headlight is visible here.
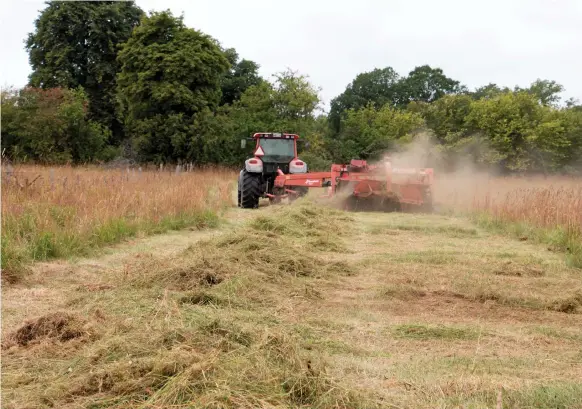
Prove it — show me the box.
[289,159,307,173]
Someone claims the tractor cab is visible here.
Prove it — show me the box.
[238,132,308,208]
[253,132,297,162]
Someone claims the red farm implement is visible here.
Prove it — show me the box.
[274,159,434,212]
[237,132,433,211]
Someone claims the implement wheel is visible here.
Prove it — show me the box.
[289,186,308,202]
[238,170,262,209]
[421,187,433,213]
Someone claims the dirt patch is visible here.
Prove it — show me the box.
[3,311,90,348]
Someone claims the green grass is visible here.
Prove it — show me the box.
[503,383,582,409]
[530,326,582,342]
[369,223,478,238]
[394,249,459,264]
[392,324,481,340]
[1,208,219,283]
[474,213,582,269]
[448,383,582,409]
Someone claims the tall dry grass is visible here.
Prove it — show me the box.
[435,173,582,267]
[1,164,236,281]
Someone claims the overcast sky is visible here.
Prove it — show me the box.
[1,0,581,109]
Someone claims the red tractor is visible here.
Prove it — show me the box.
[237,132,308,208]
[238,132,434,211]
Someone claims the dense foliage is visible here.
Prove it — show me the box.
[1,87,113,163]
[25,1,143,143]
[2,2,581,173]
[116,11,230,163]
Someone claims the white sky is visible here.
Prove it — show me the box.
[1,0,581,109]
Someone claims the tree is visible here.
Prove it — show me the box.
[418,94,474,142]
[116,10,230,163]
[471,83,511,100]
[518,79,564,106]
[466,91,572,171]
[331,104,425,162]
[220,48,262,106]
[561,107,582,171]
[210,70,323,165]
[26,1,143,143]
[1,87,112,163]
[272,70,321,122]
[398,65,466,104]
[329,67,401,132]
[298,115,334,171]
[231,69,320,132]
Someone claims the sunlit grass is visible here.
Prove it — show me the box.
[1,164,236,281]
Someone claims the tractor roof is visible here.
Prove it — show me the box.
[253,132,299,139]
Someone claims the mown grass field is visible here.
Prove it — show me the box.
[2,165,582,408]
[2,193,582,408]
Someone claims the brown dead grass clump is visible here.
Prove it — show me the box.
[550,292,582,314]
[130,202,354,290]
[3,311,90,348]
[492,261,545,277]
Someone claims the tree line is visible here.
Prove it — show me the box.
[2,1,581,173]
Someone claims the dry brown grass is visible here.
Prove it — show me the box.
[1,164,236,280]
[434,173,582,266]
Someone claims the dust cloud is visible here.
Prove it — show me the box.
[314,131,580,212]
[381,132,509,211]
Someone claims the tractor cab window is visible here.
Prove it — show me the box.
[258,138,294,162]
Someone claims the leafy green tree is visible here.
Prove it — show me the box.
[329,66,463,134]
[26,1,143,143]
[231,69,320,134]
[1,87,112,163]
[298,115,334,171]
[561,107,582,171]
[471,83,511,99]
[220,48,262,105]
[272,70,321,122]
[518,79,564,106]
[418,94,474,142]
[329,67,401,132]
[332,104,425,162]
[466,91,572,171]
[206,70,322,166]
[398,65,466,104]
[116,10,230,163]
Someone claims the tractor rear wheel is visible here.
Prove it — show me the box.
[238,170,262,208]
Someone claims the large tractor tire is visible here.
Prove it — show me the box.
[238,170,262,209]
